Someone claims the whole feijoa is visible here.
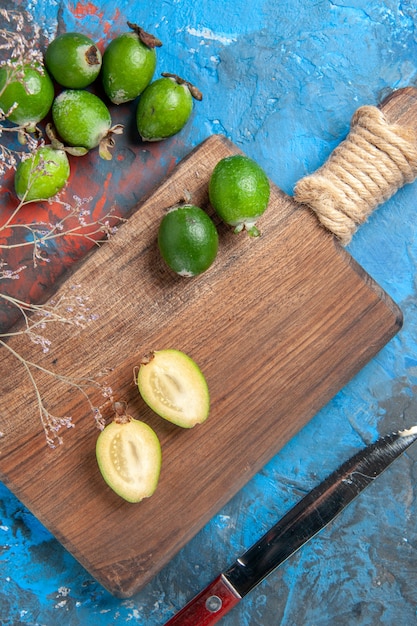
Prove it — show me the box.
[158,205,218,277]
[209,155,270,237]
[102,22,161,105]
[45,32,102,88]
[14,145,70,202]
[136,73,202,142]
[0,63,54,131]
[52,89,123,159]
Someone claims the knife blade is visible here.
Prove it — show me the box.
[164,425,417,625]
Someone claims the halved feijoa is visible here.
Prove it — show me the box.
[96,402,161,503]
[137,349,210,428]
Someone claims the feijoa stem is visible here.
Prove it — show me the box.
[45,122,63,149]
[113,401,131,424]
[245,223,262,237]
[99,124,124,160]
[46,122,88,156]
[140,351,155,366]
[85,45,101,67]
[18,124,42,142]
[127,22,163,48]
[161,72,203,101]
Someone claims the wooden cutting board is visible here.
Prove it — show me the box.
[1,89,413,598]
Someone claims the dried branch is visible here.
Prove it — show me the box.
[0,9,125,446]
[1,337,111,446]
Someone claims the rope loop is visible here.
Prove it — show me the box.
[293,105,417,244]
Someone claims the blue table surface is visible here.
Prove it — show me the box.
[1,1,417,624]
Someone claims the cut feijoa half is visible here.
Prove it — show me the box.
[137,349,210,428]
[96,402,161,503]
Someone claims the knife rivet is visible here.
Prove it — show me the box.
[206,595,222,613]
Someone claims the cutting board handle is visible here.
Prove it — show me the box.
[293,86,417,245]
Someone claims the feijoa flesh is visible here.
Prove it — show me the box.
[45,32,102,89]
[136,73,202,141]
[14,145,70,202]
[102,23,161,104]
[0,64,54,131]
[96,402,161,503]
[137,349,210,428]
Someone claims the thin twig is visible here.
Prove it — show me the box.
[0,338,111,446]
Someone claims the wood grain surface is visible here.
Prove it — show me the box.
[1,89,413,597]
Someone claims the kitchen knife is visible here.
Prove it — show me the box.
[164,425,417,625]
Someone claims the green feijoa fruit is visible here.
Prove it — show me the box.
[137,349,210,428]
[136,73,202,142]
[14,145,70,202]
[0,63,54,131]
[52,89,122,159]
[96,402,161,503]
[158,205,218,277]
[102,22,161,105]
[52,89,110,149]
[209,154,270,237]
[45,32,102,89]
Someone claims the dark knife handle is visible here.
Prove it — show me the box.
[164,574,241,625]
